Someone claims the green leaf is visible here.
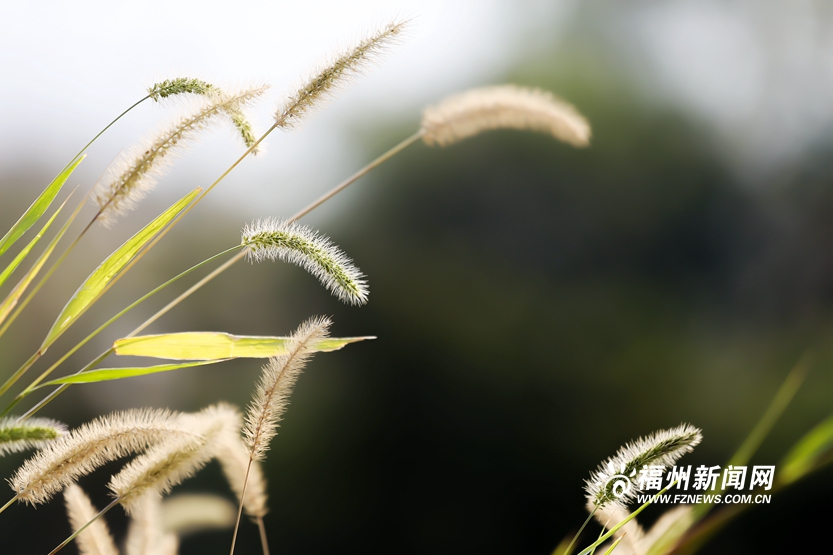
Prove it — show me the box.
[113,332,374,360]
[37,359,227,388]
[0,155,84,258]
[42,187,201,348]
[0,199,65,291]
[780,414,833,485]
[0,199,76,329]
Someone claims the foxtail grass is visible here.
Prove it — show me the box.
[63,484,119,555]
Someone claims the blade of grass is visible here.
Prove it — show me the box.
[113,332,374,360]
[577,481,677,555]
[35,359,228,387]
[0,156,84,258]
[0,196,66,290]
[692,355,809,519]
[42,187,202,349]
[779,413,833,485]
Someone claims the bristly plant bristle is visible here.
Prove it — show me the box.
[93,85,268,225]
[148,78,216,101]
[585,424,702,510]
[0,417,66,457]
[242,218,368,305]
[243,317,331,462]
[421,85,591,147]
[64,484,119,555]
[274,19,406,129]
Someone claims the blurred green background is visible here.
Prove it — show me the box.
[0,1,831,554]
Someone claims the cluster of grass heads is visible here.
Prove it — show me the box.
[1,16,830,555]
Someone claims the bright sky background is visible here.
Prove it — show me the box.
[2,0,831,219]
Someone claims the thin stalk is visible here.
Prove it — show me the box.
[229,458,254,555]
[256,516,271,555]
[290,130,423,221]
[66,96,150,171]
[0,494,18,515]
[47,496,120,555]
[561,507,597,555]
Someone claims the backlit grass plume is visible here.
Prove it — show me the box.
[10,408,189,505]
[92,84,268,224]
[216,435,268,519]
[243,317,331,462]
[420,85,591,147]
[125,494,179,555]
[0,416,66,456]
[242,218,368,305]
[110,404,240,514]
[64,484,119,555]
[148,78,216,101]
[585,424,701,510]
[275,20,406,129]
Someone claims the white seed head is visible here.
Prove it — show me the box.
[93,84,269,225]
[160,493,237,536]
[9,408,189,505]
[0,416,67,457]
[421,85,591,147]
[216,434,269,518]
[244,316,331,461]
[64,484,119,555]
[275,19,406,129]
[242,218,368,305]
[125,493,179,555]
[109,403,240,514]
[585,424,702,510]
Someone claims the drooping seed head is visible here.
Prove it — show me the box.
[93,84,269,225]
[421,85,591,147]
[64,484,119,555]
[216,434,268,518]
[0,416,66,457]
[125,493,179,555]
[242,218,368,305]
[9,408,189,505]
[275,19,406,129]
[148,78,217,101]
[109,403,240,514]
[244,317,331,462]
[585,424,702,510]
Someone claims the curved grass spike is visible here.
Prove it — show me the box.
[0,189,201,401]
[0,416,66,457]
[242,218,368,305]
[585,424,701,510]
[64,484,119,555]
[92,86,267,225]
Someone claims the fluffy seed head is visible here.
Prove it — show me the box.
[93,84,268,225]
[216,434,269,518]
[244,317,331,461]
[125,493,179,555]
[109,404,240,514]
[275,20,406,129]
[64,484,119,555]
[9,408,188,505]
[421,85,591,147]
[148,78,216,101]
[585,424,702,510]
[242,218,368,305]
[160,494,237,536]
[0,416,67,456]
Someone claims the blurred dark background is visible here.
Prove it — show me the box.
[1,2,832,554]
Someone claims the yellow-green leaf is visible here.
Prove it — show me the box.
[37,359,227,388]
[780,414,833,485]
[42,187,201,348]
[113,332,374,360]
[0,199,65,291]
[0,199,76,330]
[0,155,84,258]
